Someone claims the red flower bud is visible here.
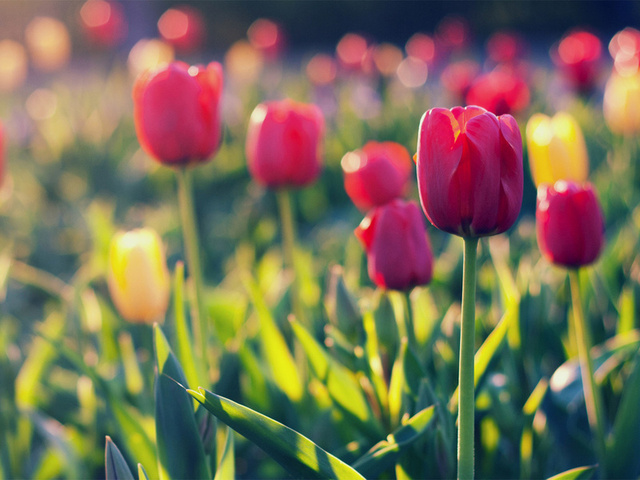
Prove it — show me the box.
[133,61,223,166]
[341,141,412,211]
[552,30,603,93]
[246,99,324,189]
[536,181,605,268]
[416,105,523,238]
[80,0,127,48]
[465,68,530,116]
[355,199,433,291]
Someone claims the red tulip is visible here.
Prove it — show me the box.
[247,18,286,61]
[416,105,523,238]
[341,141,412,211]
[133,61,223,166]
[465,68,530,116]
[355,199,433,291]
[246,99,324,189]
[157,6,205,53]
[552,30,603,92]
[536,181,604,268]
[80,0,127,48]
[440,59,480,100]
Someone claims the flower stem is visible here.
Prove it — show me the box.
[176,167,209,374]
[276,188,304,323]
[569,269,606,470]
[458,236,478,480]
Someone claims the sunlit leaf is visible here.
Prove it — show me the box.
[352,405,436,478]
[189,387,365,480]
[546,464,597,480]
[105,436,135,480]
[213,426,234,480]
[153,325,210,480]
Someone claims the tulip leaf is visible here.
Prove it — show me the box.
[173,261,207,390]
[289,317,379,435]
[153,325,210,480]
[607,355,640,478]
[105,436,135,480]
[546,465,597,480]
[137,463,149,480]
[213,426,235,480]
[243,274,303,402]
[352,405,436,478]
[449,304,518,412]
[189,387,365,480]
[388,338,426,427]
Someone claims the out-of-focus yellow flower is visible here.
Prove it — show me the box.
[25,17,71,72]
[526,112,589,187]
[225,40,263,84]
[0,40,28,91]
[127,38,174,79]
[603,70,640,136]
[107,228,170,324]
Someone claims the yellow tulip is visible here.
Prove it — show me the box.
[603,70,640,136]
[107,228,170,323]
[525,112,589,187]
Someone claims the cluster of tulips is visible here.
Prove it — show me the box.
[5,3,640,478]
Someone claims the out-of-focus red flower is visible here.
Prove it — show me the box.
[440,59,480,99]
[336,33,375,74]
[609,27,640,76]
[247,18,285,60]
[486,31,527,65]
[306,53,337,86]
[341,141,412,211]
[435,16,470,56]
[355,199,433,291]
[465,68,530,116]
[133,61,223,166]
[405,33,436,65]
[536,181,604,268]
[158,6,205,53]
[80,0,127,48]
[416,105,523,238]
[552,30,603,92]
[373,43,404,77]
[246,99,325,189]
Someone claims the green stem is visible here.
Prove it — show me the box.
[569,269,606,471]
[176,167,209,374]
[458,236,478,480]
[276,189,304,323]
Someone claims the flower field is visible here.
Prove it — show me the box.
[1,2,640,479]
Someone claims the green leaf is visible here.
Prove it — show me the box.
[352,406,436,478]
[546,465,597,480]
[137,463,150,480]
[153,325,210,480]
[290,317,379,435]
[213,426,235,480]
[449,305,518,412]
[607,355,640,478]
[243,274,303,402]
[173,261,207,391]
[189,387,365,480]
[105,436,135,480]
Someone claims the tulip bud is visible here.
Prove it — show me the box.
[246,99,324,189]
[107,228,170,323]
[416,105,523,238]
[133,61,223,166]
[536,181,604,268]
[355,199,433,291]
[80,0,128,48]
[465,68,530,116]
[552,30,603,93]
[526,112,589,187]
[341,141,412,211]
[603,70,640,136]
